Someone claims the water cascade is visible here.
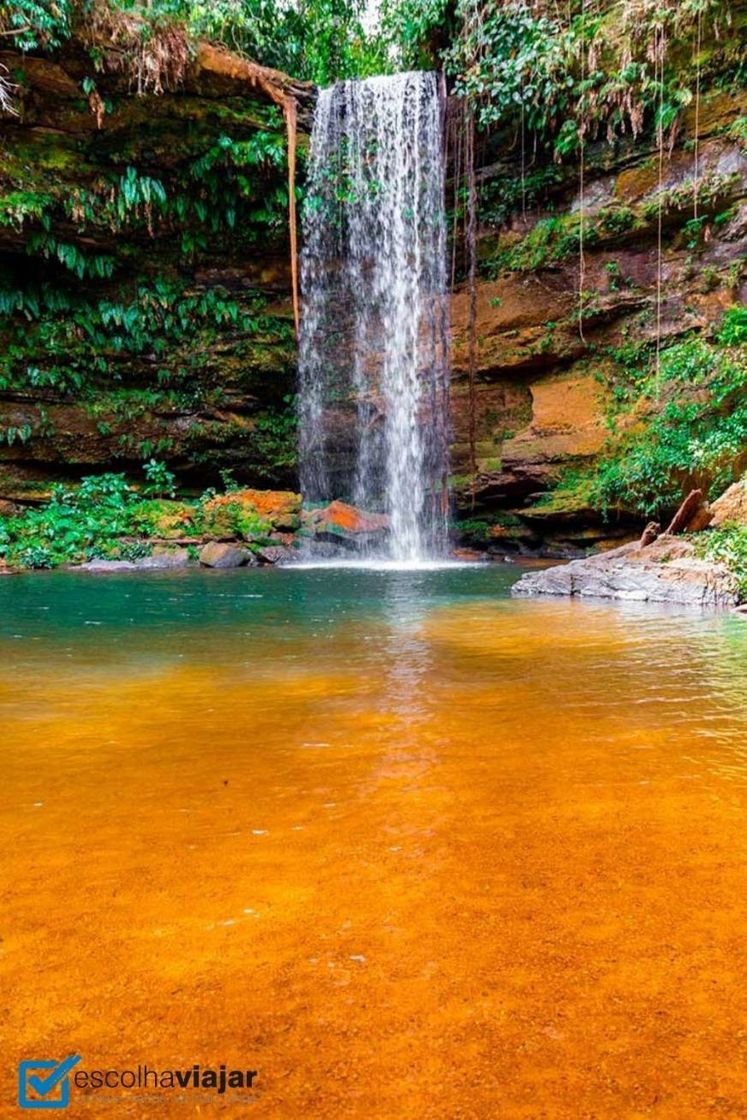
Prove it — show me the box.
[299,72,450,562]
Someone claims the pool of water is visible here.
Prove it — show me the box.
[2,566,747,1118]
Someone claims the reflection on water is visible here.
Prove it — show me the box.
[381,574,432,720]
[1,567,747,1119]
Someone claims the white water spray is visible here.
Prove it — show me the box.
[299,72,450,561]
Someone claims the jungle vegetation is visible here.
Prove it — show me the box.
[0,0,745,570]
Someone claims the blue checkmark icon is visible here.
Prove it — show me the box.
[18,1055,81,1109]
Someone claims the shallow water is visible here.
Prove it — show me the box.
[2,566,747,1118]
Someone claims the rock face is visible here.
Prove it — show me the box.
[709,481,747,527]
[449,86,747,549]
[1,26,744,558]
[512,536,740,608]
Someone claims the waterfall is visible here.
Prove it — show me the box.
[299,71,450,561]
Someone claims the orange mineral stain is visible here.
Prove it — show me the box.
[1,569,746,1118]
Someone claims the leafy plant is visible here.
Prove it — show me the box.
[142,458,176,498]
[695,526,747,598]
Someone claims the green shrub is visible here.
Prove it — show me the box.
[695,526,747,598]
[591,332,747,517]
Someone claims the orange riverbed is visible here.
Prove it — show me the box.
[1,567,746,1118]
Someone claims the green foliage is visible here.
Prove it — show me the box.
[719,306,747,345]
[26,233,115,280]
[0,277,279,398]
[728,115,747,149]
[591,330,747,517]
[0,473,139,568]
[248,404,298,478]
[454,518,491,544]
[0,0,72,52]
[447,1,574,138]
[142,458,176,498]
[379,0,453,69]
[168,0,385,83]
[384,0,733,172]
[0,467,279,568]
[695,525,747,598]
[196,497,271,541]
[1,423,33,445]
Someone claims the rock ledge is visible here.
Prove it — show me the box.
[511,537,739,608]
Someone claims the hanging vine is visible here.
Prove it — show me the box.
[465,101,478,504]
[652,14,667,398]
[284,94,300,336]
[577,0,587,344]
[692,2,703,219]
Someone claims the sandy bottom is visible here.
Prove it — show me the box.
[2,572,747,1118]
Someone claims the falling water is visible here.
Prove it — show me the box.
[299,71,450,561]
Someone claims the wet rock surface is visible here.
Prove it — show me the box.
[79,548,194,572]
[303,501,390,550]
[198,542,254,568]
[512,536,740,608]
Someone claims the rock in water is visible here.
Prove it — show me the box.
[79,548,194,572]
[254,545,296,565]
[511,537,739,608]
[303,501,389,551]
[198,542,253,569]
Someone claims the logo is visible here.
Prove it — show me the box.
[18,1055,81,1109]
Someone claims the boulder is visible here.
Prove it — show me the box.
[254,544,296,565]
[304,501,389,548]
[137,548,193,570]
[198,541,253,569]
[709,481,747,528]
[512,536,739,608]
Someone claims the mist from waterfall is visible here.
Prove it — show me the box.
[298,71,450,561]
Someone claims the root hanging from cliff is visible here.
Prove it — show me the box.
[577,0,587,344]
[449,97,464,292]
[693,4,702,219]
[84,0,189,94]
[0,62,17,114]
[285,95,300,336]
[465,102,478,506]
[653,19,667,398]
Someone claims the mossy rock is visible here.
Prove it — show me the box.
[129,499,198,539]
[199,488,300,538]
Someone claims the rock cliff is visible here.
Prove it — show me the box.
[1,19,745,558]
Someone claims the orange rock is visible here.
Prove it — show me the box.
[202,489,301,533]
[307,500,389,536]
[709,481,747,528]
